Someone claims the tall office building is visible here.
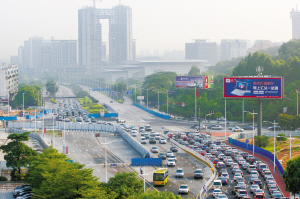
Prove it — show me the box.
[185,39,219,64]
[51,40,77,70]
[78,4,133,68]
[18,46,24,68]
[220,39,248,61]
[23,37,43,71]
[290,8,300,39]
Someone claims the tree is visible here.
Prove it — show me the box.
[276,133,287,142]
[105,172,143,199]
[188,65,200,76]
[76,90,89,98]
[129,190,187,199]
[245,112,253,122]
[283,156,300,196]
[12,84,40,108]
[254,135,269,147]
[46,81,59,97]
[214,112,222,119]
[278,114,295,131]
[0,132,37,179]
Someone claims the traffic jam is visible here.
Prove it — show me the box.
[164,131,286,199]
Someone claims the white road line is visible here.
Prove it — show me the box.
[79,149,81,152]
[73,150,75,152]
[90,161,93,164]
[113,168,117,172]
[84,155,87,158]
[97,169,100,172]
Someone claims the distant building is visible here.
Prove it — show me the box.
[0,65,18,100]
[185,39,219,64]
[290,8,300,39]
[247,40,276,54]
[18,46,23,68]
[220,39,249,61]
[78,5,133,68]
[23,37,43,72]
[10,56,18,65]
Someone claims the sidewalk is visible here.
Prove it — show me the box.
[226,141,290,197]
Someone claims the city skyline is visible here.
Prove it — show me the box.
[0,0,297,62]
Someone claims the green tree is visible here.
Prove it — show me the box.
[76,90,89,98]
[245,112,253,122]
[0,132,37,179]
[188,65,200,76]
[105,172,143,199]
[278,114,295,131]
[46,81,58,97]
[283,156,300,196]
[12,84,40,108]
[254,135,269,147]
[130,190,187,199]
[214,112,222,119]
[276,133,287,142]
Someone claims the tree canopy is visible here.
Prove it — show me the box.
[46,80,58,97]
[12,84,41,108]
[188,65,200,76]
[283,156,300,195]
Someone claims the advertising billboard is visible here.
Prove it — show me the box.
[223,77,283,98]
[176,76,204,89]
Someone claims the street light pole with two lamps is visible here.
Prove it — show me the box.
[244,110,257,155]
[264,120,278,174]
[101,139,123,183]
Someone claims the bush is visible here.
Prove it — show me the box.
[0,176,7,181]
[276,133,287,142]
[255,135,270,147]
[50,98,57,104]
[91,105,103,109]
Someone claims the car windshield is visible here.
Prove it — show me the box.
[240,191,247,194]
[256,195,264,198]
[219,195,227,198]
[168,159,174,162]
[176,170,183,173]
[214,182,221,185]
[153,173,164,181]
[161,139,165,141]
[195,170,202,173]
[220,177,226,181]
[180,185,188,189]
[214,190,221,193]
[152,147,157,149]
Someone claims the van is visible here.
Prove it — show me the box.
[213,180,222,189]
[258,164,267,173]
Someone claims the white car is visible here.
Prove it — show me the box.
[131,131,137,137]
[213,189,222,198]
[159,138,166,144]
[232,127,244,132]
[170,155,177,162]
[250,184,260,193]
[166,151,174,157]
[167,158,176,167]
[178,184,189,194]
[140,137,146,144]
[216,194,228,199]
[211,125,223,130]
[228,126,239,130]
[233,173,242,181]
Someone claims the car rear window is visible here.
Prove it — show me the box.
[214,182,221,185]
[260,165,267,169]
[256,195,264,198]
[240,191,247,194]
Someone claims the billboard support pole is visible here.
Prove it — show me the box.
[242,98,244,124]
[195,86,197,122]
[225,98,227,143]
[257,99,262,136]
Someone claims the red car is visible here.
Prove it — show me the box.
[254,194,265,199]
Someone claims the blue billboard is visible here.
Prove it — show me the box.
[223,77,283,99]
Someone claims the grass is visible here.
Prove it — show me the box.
[78,97,107,114]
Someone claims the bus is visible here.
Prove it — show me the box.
[153,168,169,186]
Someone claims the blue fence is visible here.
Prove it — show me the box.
[88,113,118,118]
[228,137,285,175]
[131,158,162,166]
[134,103,169,120]
[0,116,17,121]
[44,109,52,114]
[26,113,44,119]
[117,126,150,158]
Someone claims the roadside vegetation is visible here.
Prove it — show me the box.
[78,96,107,114]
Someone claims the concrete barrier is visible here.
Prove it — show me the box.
[134,103,169,120]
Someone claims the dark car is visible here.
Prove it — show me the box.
[253,179,263,188]
[190,124,199,129]
[243,126,254,130]
[232,186,243,195]
[91,117,96,123]
[220,177,228,185]
[149,138,156,144]
[170,146,178,152]
[268,126,281,131]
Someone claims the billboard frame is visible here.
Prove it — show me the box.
[223,77,283,99]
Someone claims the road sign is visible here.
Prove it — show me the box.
[162,127,164,129]
[246,139,249,143]
[203,185,207,193]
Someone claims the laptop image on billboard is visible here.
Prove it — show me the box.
[231,81,250,96]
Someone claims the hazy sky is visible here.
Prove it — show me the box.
[0,0,298,62]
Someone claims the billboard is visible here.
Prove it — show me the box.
[223,77,283,98]
[175,76,204,89]
[137,96,144,100]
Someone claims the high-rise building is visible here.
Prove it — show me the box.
[18,46,24,68]
[51,40,77,70]
[290,8,300,39]
[185,39,219,64]
[220,39,248,61]
[10,56,18,65]
[0,65,19,99]
[23,37,43,71]
[78,4,133,68]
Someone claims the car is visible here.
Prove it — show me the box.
[170,146,178,152]
[253,179,263,188]
[149,138,156,144]
[178,184,189,194]
[234,173,242,181]
[220,172,229,179]
[140,137,146,144]
[151,147,159,153]
[232,127,244,132]
[237,182,246,189]
[271,191,283,198]
[167,158,176,167]
[228,126,239,130]
[145,125,152,131]
[158,153,166,159]
[191,124,199,129]
[213,189,222,198]
[267,181,277,188]
[250,185,260,193]
[268,186,279,194]
[166,151,174,157]
[131,131,137,137]
[266,177,275,184]
[110,100,113,103]
[242,162,250,169]
[237,190,248,199]
[194,169,203,179]
[211,125,223,130]
[243,126,255,130]
[175,168,184,178]
[170,155,177,162]
[253,189,265,197]
[250,171,259,178]
[216,194,228,199]
[139,126,145,132]
[268,126,281,131]
[232,186,243,195]
[220,177,228,185]
[159,138,166,144]
[250,176,259,184]
[144,133,150,139]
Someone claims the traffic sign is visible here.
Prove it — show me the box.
[203,185,207,193]
[246,139,249,144]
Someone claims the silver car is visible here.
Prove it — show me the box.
[178,184,189,194]
[175,168,184,178]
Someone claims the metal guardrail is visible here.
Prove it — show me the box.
[8,128,49,149]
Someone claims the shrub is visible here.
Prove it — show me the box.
[91,105,103,109]
[50,98,57,104]
[277,133,287,142]
[0,176,7,181]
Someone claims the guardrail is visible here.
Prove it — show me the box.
[116,126,150,158]
[230,130,300,139]
[8,128,49,149]
[134,103,169,120]
[161,134,216,199]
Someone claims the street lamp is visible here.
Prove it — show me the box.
[264,120,278,174]
[22,92,25,129]
[297,90,299,115]
[141,169,155,192]
[244,110,257,155]
[205,111,215,134]
[101,139,123,183]
[146,89,150,109]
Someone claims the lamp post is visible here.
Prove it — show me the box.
[264,120,278,174]
[194,86,197,122]
[244,110,257,155]
[141,169,155,192]
[297,90,299,115]
[101,139,122,183]
[205,111,215,134]
[22,92,25,129]
[146,89,150,109]
[7,92,9,117]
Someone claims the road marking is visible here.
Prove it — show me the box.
[113,168,117,172]
[73,150,75,152]
[86,149,88,151]
[79,149,81,152]
[84,155,87,158]
[90,161,93,164]
[97,169,100,172]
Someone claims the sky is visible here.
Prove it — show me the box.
[0,0,298,62]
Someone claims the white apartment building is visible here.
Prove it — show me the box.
[0,65,19,101]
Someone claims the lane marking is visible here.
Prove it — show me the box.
[97,169,100,173]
